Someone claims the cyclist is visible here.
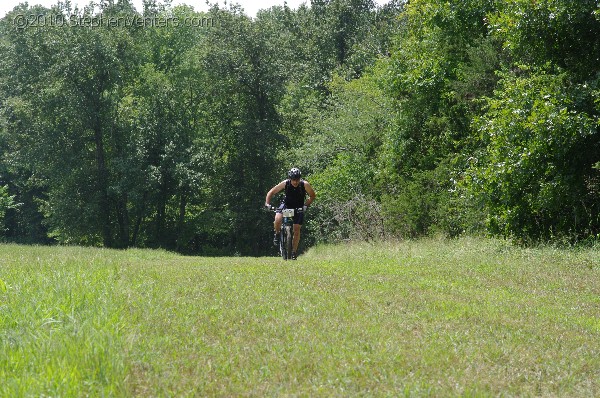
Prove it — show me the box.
[265,167,316,260]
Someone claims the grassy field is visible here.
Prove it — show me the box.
[0,237,599,397]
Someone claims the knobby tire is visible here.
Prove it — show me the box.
[281,225,293,260]
[280,227,287,260]
[285,226,293,260]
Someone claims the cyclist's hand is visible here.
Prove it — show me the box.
[265,203,272,210]
[303,205,308,212]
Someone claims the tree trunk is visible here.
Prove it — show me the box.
[155,191,166,248]
[93,117,112,248]
[176,192,187,251]
[131,191,148,247]
[116,193,129,248]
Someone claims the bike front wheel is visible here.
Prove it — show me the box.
[281,225,293,260]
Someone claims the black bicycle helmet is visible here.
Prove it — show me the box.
[288,167,301,180]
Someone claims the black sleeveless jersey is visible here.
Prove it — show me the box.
[284,179,306,209]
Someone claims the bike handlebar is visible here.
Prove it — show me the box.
[265,205,304,212]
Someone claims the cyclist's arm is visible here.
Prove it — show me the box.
[303,181,316,207]
[265,180,287,206]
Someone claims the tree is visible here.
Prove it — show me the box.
[378,0,499,237]
[462,0,600,242]
[288,72,393,242]
[0,184,17,236]
[491,0,600,81]
[184,6,286,254]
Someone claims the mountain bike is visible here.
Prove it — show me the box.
[268,206,304,260]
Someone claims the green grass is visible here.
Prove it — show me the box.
[1,237,599,396]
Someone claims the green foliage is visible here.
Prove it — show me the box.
[468,68,600,242]
[197,8,285,253]
[0,2,286,254]
[309,153,383,242]
[491,0,600,81]
[0,0,599,250]
[376,0,499,239]
[0,185,17,234]
[289,72,393,242]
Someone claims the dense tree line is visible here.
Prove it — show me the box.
[0,0,598,254]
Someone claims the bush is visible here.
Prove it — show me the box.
[0,185,17,235]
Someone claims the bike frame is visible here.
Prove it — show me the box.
[270,206,303,260]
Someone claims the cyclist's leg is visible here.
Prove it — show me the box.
[273,212,283,246]
[274,203,284,233]
[284,225,293,259]
[292,223,301,253]
[274,212,283,234]
[292,211,304,254]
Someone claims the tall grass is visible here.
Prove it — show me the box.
[1,238,599,396]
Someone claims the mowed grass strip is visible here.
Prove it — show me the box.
[0,237,599,396]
